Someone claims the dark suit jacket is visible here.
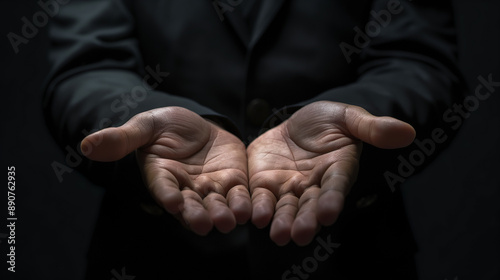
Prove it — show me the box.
[43,0,464,279]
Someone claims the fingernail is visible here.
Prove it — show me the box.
[80,142,90,156]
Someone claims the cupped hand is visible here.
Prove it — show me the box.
[80,107,251,235]
[247,101,415,246]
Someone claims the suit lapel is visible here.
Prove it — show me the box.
[213,0,286,50]
[222,6,251,47]
[248,0,286,49]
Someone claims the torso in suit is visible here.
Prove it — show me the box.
[43,1,464,279]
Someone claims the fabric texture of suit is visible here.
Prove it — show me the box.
[43,0,465,279]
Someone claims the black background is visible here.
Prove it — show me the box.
[1,1,499,279]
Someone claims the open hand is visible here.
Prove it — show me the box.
[81,107,251,235]
[247,101,415,245]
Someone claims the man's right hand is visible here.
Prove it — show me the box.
[80,107,251,235]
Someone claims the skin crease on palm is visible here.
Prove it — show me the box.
[80,101,416,246]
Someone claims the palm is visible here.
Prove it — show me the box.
[248,101,415,245]
[82,107,251,235]
[248,127,358,197]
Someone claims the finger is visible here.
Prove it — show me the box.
[251,187,277,229]
[81,114,155,162]
[227,185,252,224]
[344,105,416,149]
[142,158,185,215]
[181,190,213,236]
[291,186,321,246]
[203,193,236,233]
[270,194,299,246]
[317,152,359,226]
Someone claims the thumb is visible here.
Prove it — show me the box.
[80,117,154,162]
[345,105,416,149]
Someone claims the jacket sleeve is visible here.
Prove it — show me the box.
[267,0,465,136]
[43,0,238,149]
